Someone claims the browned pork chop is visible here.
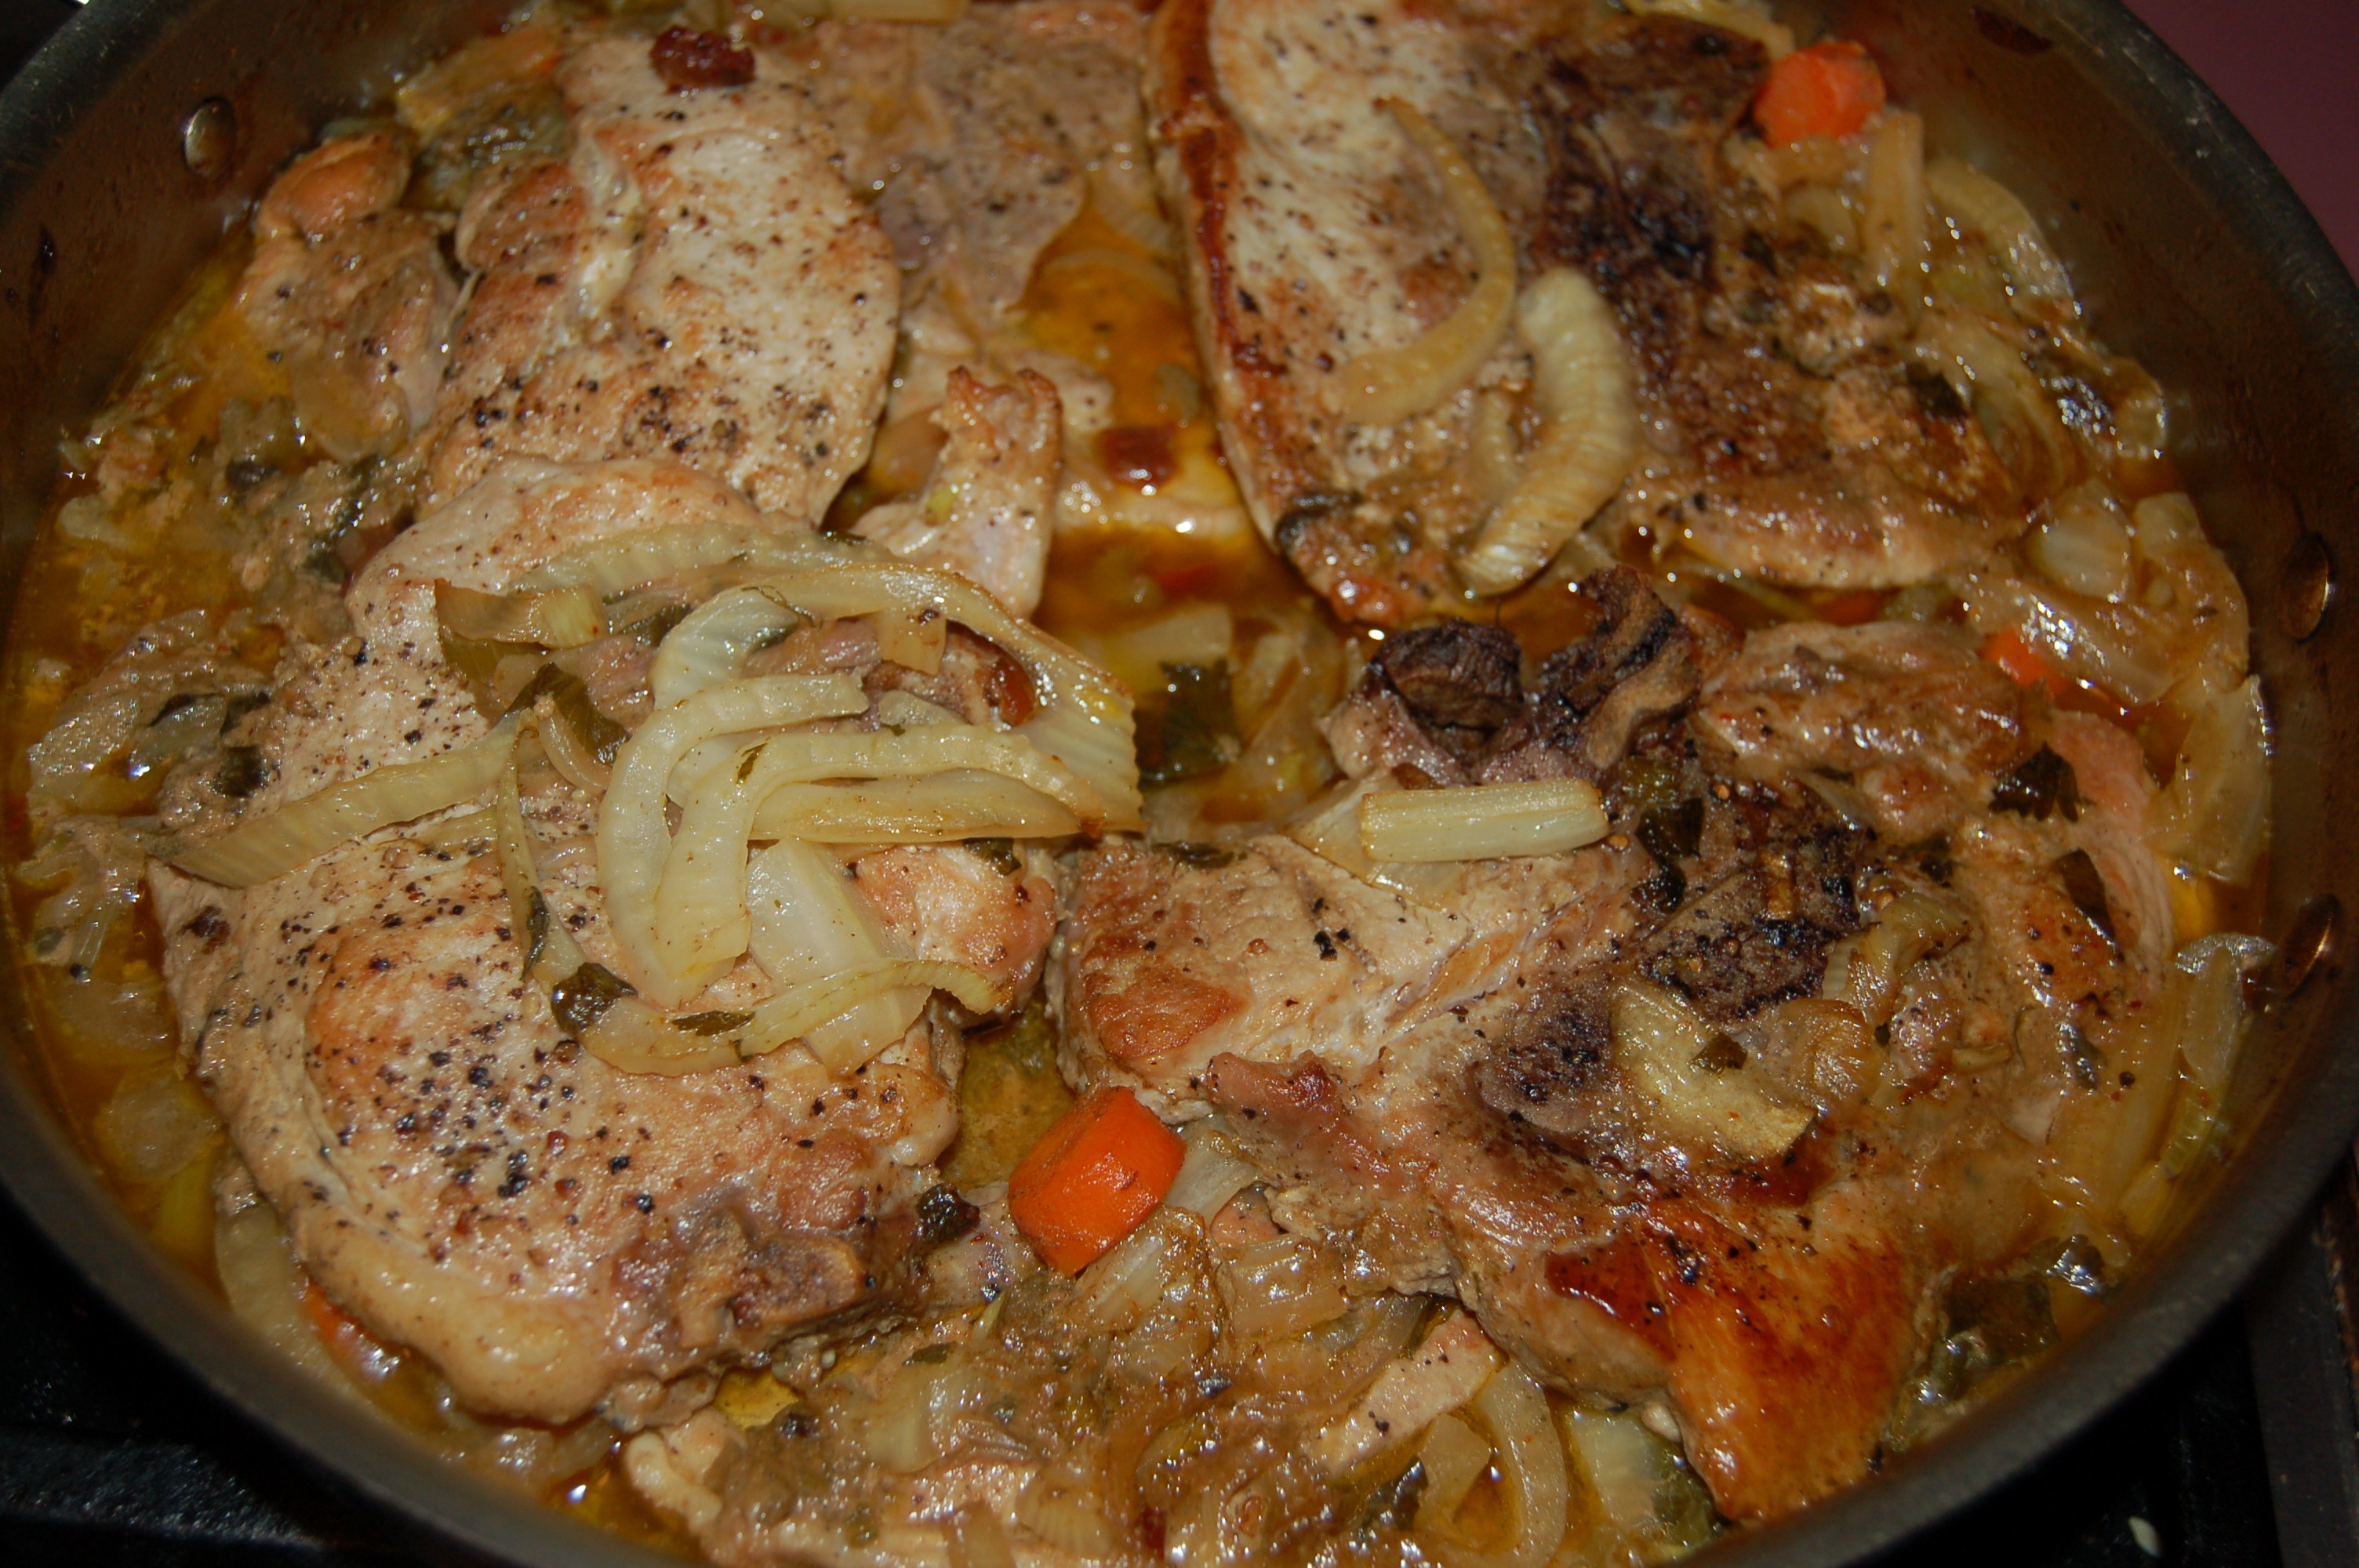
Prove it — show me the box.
[416,35,900,517]
[1148,0,2025,622]
[151,459,1051,1423]
[1058,572,2172,1519]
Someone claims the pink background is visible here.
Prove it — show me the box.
[2125,0,2359,274]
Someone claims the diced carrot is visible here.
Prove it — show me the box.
[1007,1086,1184,1274]
[1980,627,2065,694]
[1752,40,1887,148]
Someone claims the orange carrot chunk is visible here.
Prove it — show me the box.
[1007,1086,1184,1274]
[1753,40,1887,148]
[1981,627,2062,693]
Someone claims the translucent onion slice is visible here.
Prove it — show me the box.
[1415,1414,1492,1532]
[1460,1362,1571,1568]
[656,739,786,998]
[522,528,1141,830]
[1863,110,1928,300]
[433,582,603,648]
[1334,100,1516,429]
[1913,308,2080,500]
[576,997,746,1077]
[1164,1120,1259,1220]
[599,674,868,1006]
[655,731,1094,1001]
[1359,779,1607,863]
[750,773,1080,844]
[747,840,926,1073]
[512,522,850,598]
[496,745,739,1075]
[159,717,520,887]
[649,586,801,710]
[1459,269,1639,595]
[1308,1311,1503,1476]
[725,960,1002,1068]
[668,727,1107,828]
[2147,674,2269,883]
[494,745,586,985]
[1925,156,2071,300]
[1611,980,1812,1160]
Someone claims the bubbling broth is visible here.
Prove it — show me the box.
[2,0,2275,1562]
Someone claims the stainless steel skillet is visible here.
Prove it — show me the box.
[0,1,2353,1562]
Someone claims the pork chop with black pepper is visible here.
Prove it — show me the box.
[1057,570,2179,1519]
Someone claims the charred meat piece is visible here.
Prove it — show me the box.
[1377,619,1524,732]
[1486,567,1704,780]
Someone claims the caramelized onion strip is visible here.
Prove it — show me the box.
[1333,100,1517,428]
[598,674,868,1007]
[158,716,520,888]
[1459,269,1639,594]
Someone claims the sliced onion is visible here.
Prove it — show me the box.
[533,701,612,794]
[525,528,1141,830]
[1863,110,1928,300]
[160,716,520,887]
[753,774,1079,844]
[1360,778,1607,863]
[433,582,603,648]
[677,727,1107,827]
[1612,980,1812,1160]
[1334,101,1516,428]
[729,960,1001,1066]
[494,746,585,985]
[1289,775,1464,902]
[598,675,867,1006]
[1958,573,2177,702]
[1460,1363,1569,1568]
[2147,674,2269,883]
[2027,482,2133,602]
[576,993,747,1076]
[747,840,927,1073]
[731,962,1000,1056]
[1926,156,2070,301]
[1165,1120,1258,1219]
[514,522,852,597]
[649,586,801,710]
[1912,308,2079,500]
[1309,1311,1503,1475]
[1217,1233,1350,1339]
[1459,268,1639,594]
[656,739,786,998]
[1821,889,1972,1025]
[215,1202,355,1394]
[1415,1412,1492,1533]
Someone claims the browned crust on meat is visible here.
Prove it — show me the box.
[1147,0,1456,627]
[1086,967,1246,1063]
[1545,1196,1924,1521]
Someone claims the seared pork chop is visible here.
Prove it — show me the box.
[1058,572,2175,1518]
[416,34,899,517]
[1148,0,2035,622]
[235,128,462,465]
[151,459,1052,1422]
[791,0,1152,445]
